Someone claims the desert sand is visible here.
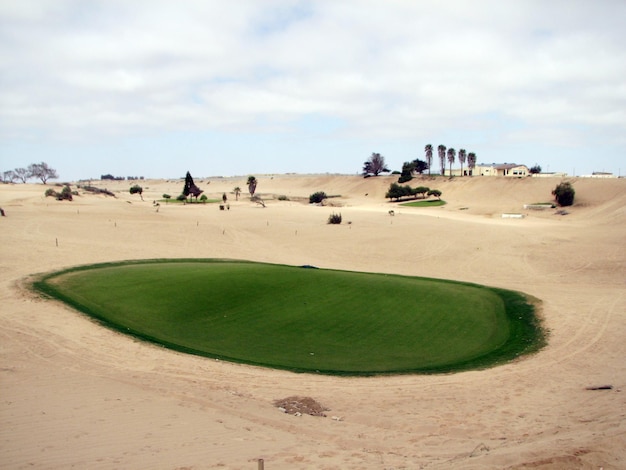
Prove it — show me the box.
[1,174,624,469]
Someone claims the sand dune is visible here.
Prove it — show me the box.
[1,175,625,469]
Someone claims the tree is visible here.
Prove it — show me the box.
[467,152,477,175]
[427,189,442,200]
[233,186,241,200]
[14,167,29,183]
[130,184,143,200]
[2,170,16,183]
[183,171,203,201]
[552,182,575,206]
[437,145,446,175]
[309,191,327,204]
[247,176,257,197]
[385,183,408,201]
[425,144,433,176]
[412,158,428,174]
[458,149,467,176]
[447,148,456,176]
[398,162,414,183]
[28,162,58,184]
[530,164,542,174]
[362,153,390,177]
[414,186,430,198]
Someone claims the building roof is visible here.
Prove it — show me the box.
[478,163,527,170]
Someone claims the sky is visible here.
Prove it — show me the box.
[1,0,625,182]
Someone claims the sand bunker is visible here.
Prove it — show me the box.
[1,175,625,469]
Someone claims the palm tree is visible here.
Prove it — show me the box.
[437,145,446,176]
[458,149,467,176]
[233,186,241,200]
[424,144,433,175]
[467,152,477,176]
[247,176,257,197]
[447,148,456,176]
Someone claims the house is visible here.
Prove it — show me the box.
[474,163,529,177]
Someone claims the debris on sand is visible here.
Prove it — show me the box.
[585,385,613,390]
[274,396,329,417]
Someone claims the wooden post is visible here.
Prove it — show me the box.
[258,458,264,470]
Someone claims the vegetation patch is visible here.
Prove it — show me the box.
[401,199,446,207]
[158,197,220,204]
[33,259,545,376]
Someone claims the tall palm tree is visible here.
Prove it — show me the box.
[437,145,446,176]
[467,152,477,176]
[458,149,467,176]
[424,144,433,176]
[447,148,456,176]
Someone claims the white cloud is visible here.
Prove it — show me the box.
[1,0,625,177]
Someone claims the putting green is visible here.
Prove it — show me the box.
[34,259,544,375]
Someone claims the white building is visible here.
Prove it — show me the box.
[474,163,530,177]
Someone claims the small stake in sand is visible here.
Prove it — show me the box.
[56,238,58,247]
[258,458,264,470]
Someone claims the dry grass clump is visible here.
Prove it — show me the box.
[274,396,329,417]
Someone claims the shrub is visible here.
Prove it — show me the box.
[129,184,143,195]
[386,183,408,200]
[45,188,57,198]
[552,182,575,206]
[162,194,171,199]
[427,189,442,199]
[309,191,328,204]
[58,185,73,201]
[412,186,430,198]
[199,194,208,203]
[327,212,342,224]
[277,195,289,201]
[176,194,187,201]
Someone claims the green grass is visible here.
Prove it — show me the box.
[400,199,446,207]
[33,259,544,376]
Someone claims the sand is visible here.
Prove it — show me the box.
[1,174,624,469]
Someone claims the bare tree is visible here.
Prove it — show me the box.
[2,170,17,183]
[362,153,390,177]
[233,186,241,200]
[14,167,29,183]
[28,162,58,184]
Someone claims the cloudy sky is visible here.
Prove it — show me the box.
[1,0,625,181]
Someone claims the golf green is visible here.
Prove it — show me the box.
[34,259,544,375]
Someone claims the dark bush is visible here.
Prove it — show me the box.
[129,184,143,195]
[176,194,186,201]
[427,189,442,199]
[44,188,57,198]
[327,212,342,224]
[58,185,73,201]
[552,182,575,206]
[309,191,328,204]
